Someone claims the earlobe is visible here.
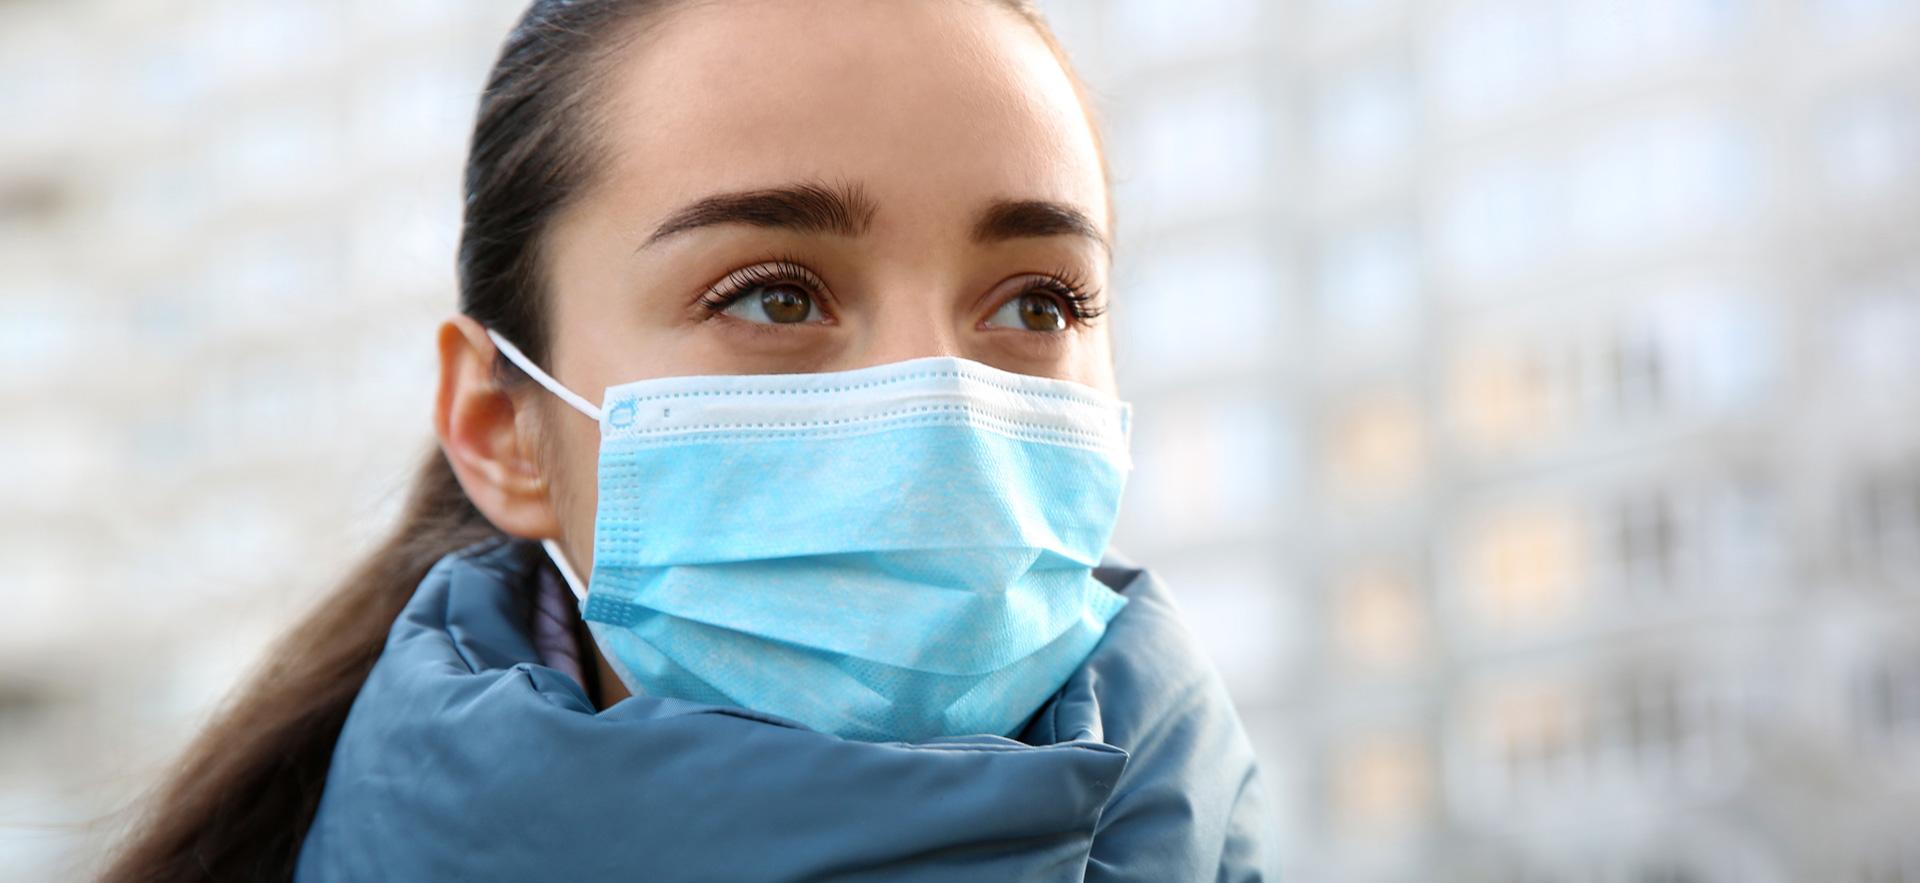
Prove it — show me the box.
[433,315,562,539]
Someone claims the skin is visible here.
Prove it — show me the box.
[434,0,1114,707]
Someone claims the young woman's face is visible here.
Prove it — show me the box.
[542,0,1113,381]
[439,0,1114,673]
[536,5,1111,528]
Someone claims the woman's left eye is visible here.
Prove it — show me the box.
[985,291,1069,332]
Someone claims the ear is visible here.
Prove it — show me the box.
[433,315,562,539]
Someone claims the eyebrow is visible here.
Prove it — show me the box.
[972,199,1109,254]
[639,182,1108,253]
[640,181,878,249]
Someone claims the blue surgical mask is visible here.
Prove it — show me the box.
[487,330,1133,743]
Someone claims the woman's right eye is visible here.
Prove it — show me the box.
[721,283,820,324]
[699,260,831,326]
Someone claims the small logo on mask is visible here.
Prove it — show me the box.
[607,400,637,429]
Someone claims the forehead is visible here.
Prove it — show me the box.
[585,0,1108,234]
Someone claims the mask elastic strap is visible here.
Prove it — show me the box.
[541,538,589,603]
[486,328,596,602]
[485,328,603,422]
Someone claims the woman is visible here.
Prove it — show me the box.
[105,0,1274,879]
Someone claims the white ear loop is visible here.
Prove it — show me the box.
[486,328,603,421]
[484,328,599,602]
[541,538,589,603]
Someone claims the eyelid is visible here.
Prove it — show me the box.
[982,270,1107,329]
[699,258,832,314]
[708,259,826,299]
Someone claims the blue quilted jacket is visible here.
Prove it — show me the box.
[296,538,1276,881]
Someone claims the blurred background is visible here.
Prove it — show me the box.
[2,0,1917,880]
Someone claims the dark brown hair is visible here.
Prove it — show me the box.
[100,1,1089,879]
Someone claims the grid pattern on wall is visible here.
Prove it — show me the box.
[1046,0,1920,881]
[0,2,533,877]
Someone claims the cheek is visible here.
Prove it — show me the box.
[549,411,604,571]
[1070,327,1119,394]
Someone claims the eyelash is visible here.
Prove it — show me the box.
[697,257,826,315]
[696,258,1106,325]
[1021,266,1107,324]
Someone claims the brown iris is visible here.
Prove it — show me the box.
[1017,293,1066,331]
[758,285,812,323]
